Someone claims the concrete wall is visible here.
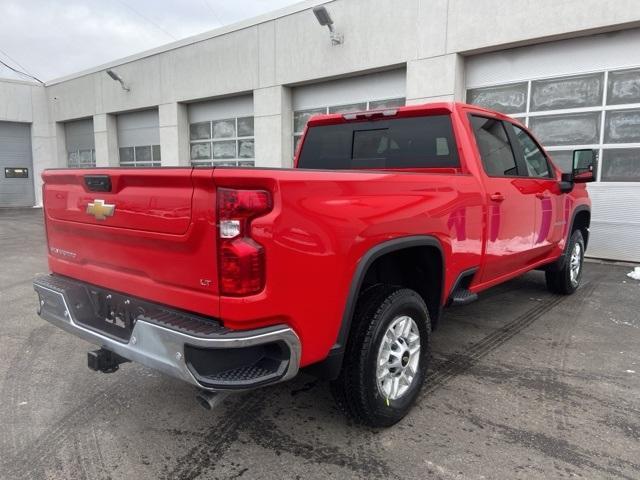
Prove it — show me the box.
[4,0,640,205]
[0,79,59,206]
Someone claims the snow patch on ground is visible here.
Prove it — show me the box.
[627,267,640,280]
[610,317,638,328]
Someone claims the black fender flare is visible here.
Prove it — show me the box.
[303,235,444,380]
[554,205,591,271]
[569,205,591,249]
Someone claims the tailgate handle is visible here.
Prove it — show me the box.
[85,175,112,192]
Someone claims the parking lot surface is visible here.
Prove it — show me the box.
[1,208,639,480]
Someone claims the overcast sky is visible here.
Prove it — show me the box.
[0,0,301,82]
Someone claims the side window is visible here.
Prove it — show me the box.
[470,116,519,177]
[511,124,553,177]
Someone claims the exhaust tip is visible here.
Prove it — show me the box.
[196,390,218,410]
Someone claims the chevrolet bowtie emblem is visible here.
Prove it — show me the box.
[86,199,115,220]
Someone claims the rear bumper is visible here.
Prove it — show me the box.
[33,274,301,391]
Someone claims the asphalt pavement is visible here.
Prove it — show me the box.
[1,208,639,479]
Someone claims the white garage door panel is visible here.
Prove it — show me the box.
[117,109,160,147]
[466,29,640,88]
[65,118,95,151]
[0,121,35,207]
[188,95,253,123]
[292,69,406,110]
[587,184,640,262]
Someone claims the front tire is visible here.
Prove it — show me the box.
[330,285,431,428]
[546,229,585,295]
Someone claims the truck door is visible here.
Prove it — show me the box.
[469,115,537,283]
[505,122,565,260]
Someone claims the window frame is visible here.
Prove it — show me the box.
[118,144,162,167]
[504,121,556,179]
[468,114,523,178]
[67,148,96,169]
[189,116,255,167]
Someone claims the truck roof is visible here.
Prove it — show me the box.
[305,101,521,128]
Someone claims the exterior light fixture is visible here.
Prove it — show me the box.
[106,69,130,91]
[313,6,343,45]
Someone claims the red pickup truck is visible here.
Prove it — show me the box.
[34,102,594,427]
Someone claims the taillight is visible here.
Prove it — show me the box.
[217,188,272,296]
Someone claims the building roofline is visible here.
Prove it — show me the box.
[0,76,42,87]
[45,0,333,86]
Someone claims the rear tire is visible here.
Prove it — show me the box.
[545,229,585,295]
[330,285,430,428]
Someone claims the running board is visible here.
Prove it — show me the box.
[449,288,478,306]
[447,267,479,307]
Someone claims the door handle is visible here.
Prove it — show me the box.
[536,192,550,199]
[490,193,505,202]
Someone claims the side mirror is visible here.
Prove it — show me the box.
[572,149,597,183]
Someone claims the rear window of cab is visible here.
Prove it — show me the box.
[297,115,459,170]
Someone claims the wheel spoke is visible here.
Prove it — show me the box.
[402,317,412,337]
[392,376,400,398]
[394,319,405,339]
[385,329,396,343]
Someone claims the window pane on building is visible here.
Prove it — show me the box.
[212,119,236,139]
[607,68,640,106]
[78,150,94,167]
[190,115,254,167]
[531,73,604,111]
[237,117,254,137]
[328,103,367,114]
[191,142,211,160]
[601,148,640,182]
[467,83,528,114]
[68,151,79,168]
[213,141,236,159]
[152,144,161,161]
[604,109,640,144]
[529,112,601,146]
[135,146,152,163]
[119,147,134,163]
[190,122,211,140]
[369,98,405,110]
[548,150,574,173]
[293,108,326,133]
[238,139,254,158]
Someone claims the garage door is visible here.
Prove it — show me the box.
[466,29,640,262]
[0,121,35,207]
[65,118,95,168]
[188,95,254,167]
[292,69,406,154]
[117,109,161,167]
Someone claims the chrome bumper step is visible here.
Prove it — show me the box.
[33,274,300,391]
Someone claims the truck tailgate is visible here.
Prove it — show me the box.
[42,168,220,318]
